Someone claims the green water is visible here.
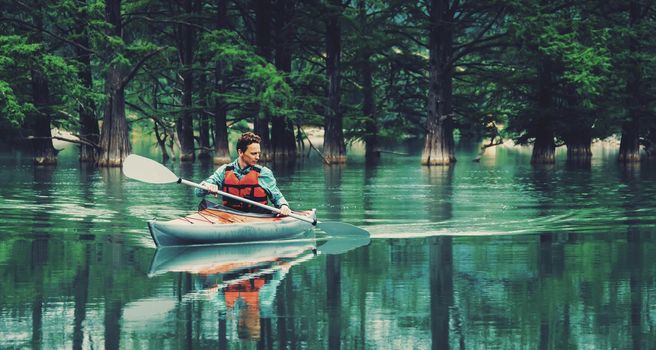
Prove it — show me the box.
[1,142,655,349]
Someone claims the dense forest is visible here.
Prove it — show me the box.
[0,0,655,166]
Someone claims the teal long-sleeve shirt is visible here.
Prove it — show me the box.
[194,159,289,208]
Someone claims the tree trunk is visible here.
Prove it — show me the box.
[619,0,642,163]
[98,0,130,167]
[177,0,196,162]
[531,120,555,164]
[75,1,99,162]
[323,0,346,164]
[154,123,170,162]
[421,0,455,166]
[358,0,378,164]
[270,0,296,159]
[30,69,57,165]
[645,127,656,159]
[619,118,640,162]
[213,0,231,165]
[198,72,211,160]
[255,0,272,160]
[531,57,555,164]
[565,134,592,164]
[29,3,56,165]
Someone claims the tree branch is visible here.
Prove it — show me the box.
[0,16,95,54]
[26,135,100,149]
[120,47,168,91]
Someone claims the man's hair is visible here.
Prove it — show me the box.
[236,132,261,152]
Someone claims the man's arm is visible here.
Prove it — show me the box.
[195,164,227,197]
[258,167,291,215]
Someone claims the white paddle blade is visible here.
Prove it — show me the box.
[122,154,179,184]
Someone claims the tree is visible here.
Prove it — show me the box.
[212,0,231,165]
[323,0,347,164]
[255,0,273,160]
[270,0,298,160]
[618,0,652,163]
[73,0,101,162]
[503,0,612,164]
[97,0,165,167]
[421,0,456,166]
[175,0,199,162]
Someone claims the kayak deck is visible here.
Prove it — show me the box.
[148,202,316,247]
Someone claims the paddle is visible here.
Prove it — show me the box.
[122,154,370,237]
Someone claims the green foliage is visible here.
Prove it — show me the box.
[200,30,295,118]
[0,35,38,126]
[0,81,33,126]
[2,0,655,157]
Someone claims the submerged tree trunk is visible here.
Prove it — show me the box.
[565,133,592,164]
[619,0,643,163]
[29,7,56,165]
[421,0,455,166]
[358,0,378,164]
[176,0,196,162]
[30,69,57,165]
[98,0,130,167]
[270,0,297,160]
[75,2,99,162]
[531,120,555,164]
[99,68,131,166]
[421,0,456,165]
[531,57,556,164]
[255,0,272,160]
[619,118,641,162]
[213,0,231,165]
[323,0,346,164]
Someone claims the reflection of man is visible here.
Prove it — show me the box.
[220,265,292,340]
[225,278,266,340]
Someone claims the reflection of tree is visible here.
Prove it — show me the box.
[104,298,122,350]
[619,163,645,350]
[31,165,55,349]
[423,166,454,221]
[363,164,378,223]
[430,237,453,350]
[424,165,455,349]
[324,164,344,220]
[72,245,90,350]
[324,162,343,348]
[327,254,341,350]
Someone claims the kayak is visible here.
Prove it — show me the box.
[148,200,317,247]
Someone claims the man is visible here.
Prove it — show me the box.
[195,132,292,216]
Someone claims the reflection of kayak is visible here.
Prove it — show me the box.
[148,201,316,247]
[148,239,315,277]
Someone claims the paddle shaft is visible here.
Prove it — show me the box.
[178,178,317,225]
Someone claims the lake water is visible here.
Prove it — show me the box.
[1,141,655,349]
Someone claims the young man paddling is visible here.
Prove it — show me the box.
[195,132,292,216]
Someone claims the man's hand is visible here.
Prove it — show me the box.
[200,182,219,197]
[279,204,291,216]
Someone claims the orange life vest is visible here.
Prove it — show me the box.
[222,165,268,212]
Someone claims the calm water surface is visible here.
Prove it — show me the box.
[1,143,655,349]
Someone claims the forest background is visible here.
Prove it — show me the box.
[1,0,654,167]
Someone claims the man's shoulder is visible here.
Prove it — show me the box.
[253,164,272,174]
[254,165,273,175]
[212,162,233,175]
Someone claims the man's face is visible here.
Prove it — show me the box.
[239,143,261,167]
